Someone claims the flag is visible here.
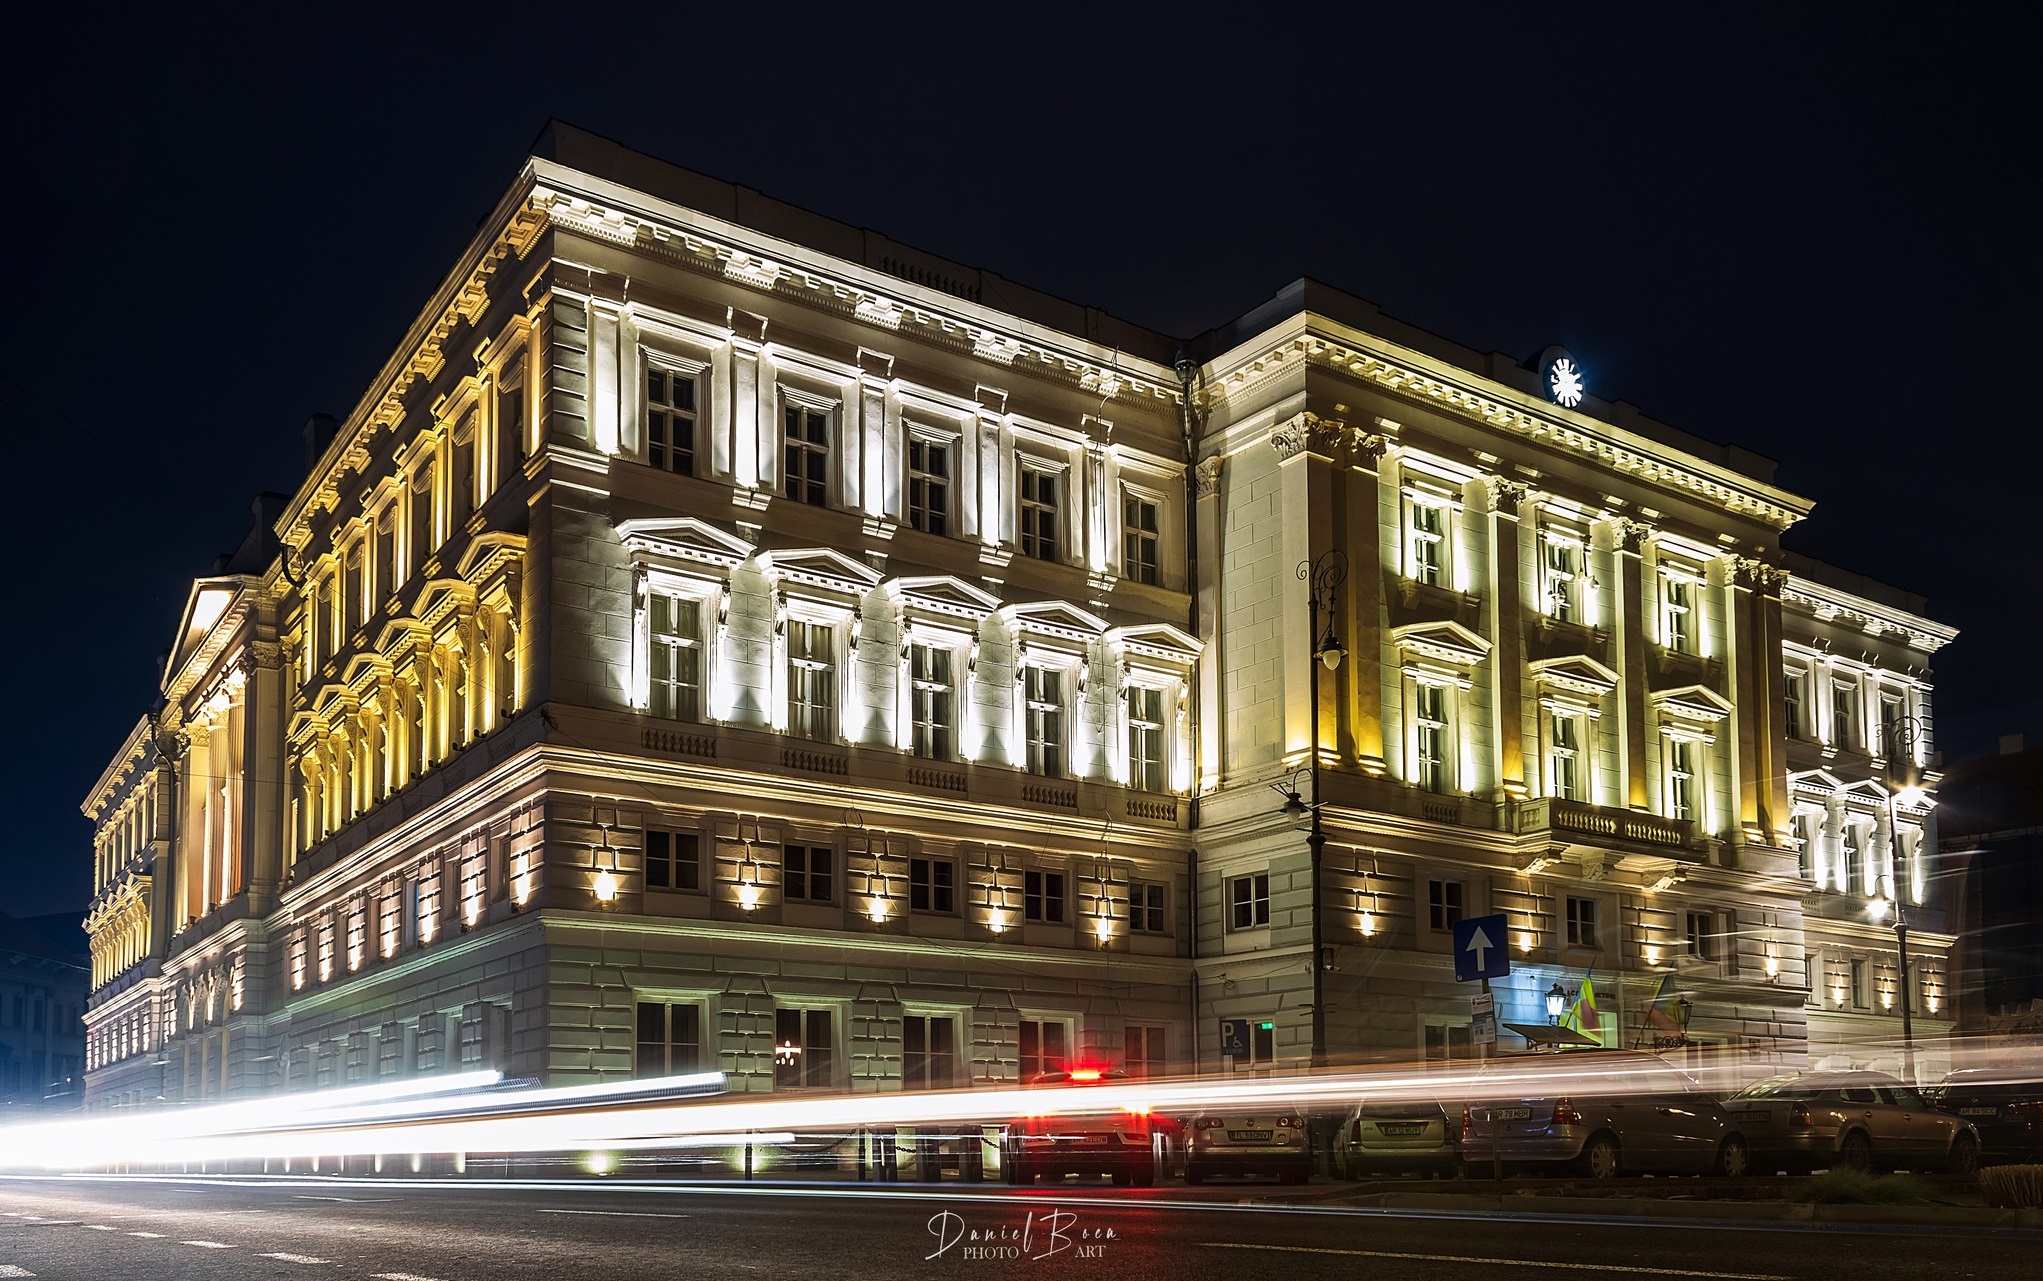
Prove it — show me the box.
[1565,972,1602,1044]
[1644,972,1684,1037]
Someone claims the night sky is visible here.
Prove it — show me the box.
[6,6,2038,921]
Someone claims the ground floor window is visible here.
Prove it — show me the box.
[636,1001,704,1077]
[902,1014,958,1090]
[1018,1018,1069,1079]
[774,1007,835,1090]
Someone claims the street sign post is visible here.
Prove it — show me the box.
[1471,990,1497,1047]
[1451,914,1512,983]
[1219,1018,1250,1059]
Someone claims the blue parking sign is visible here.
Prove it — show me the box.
[1219,1019,1250,1058]
[1451,914,1511,982]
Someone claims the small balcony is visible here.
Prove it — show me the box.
[1512,796,1702,866]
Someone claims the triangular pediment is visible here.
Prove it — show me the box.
[1790,767,1851,794]
[618,517,754,569]
[1651,683,1734,723]
[1107,623,1203,662]
[1391,619,1492,667]
[885,574,1002,620]
[1528,654,1620,697]
[758,547,883,597]
[1001,600,1109,640]
[455,530,528,582]
[164,575,255,691]
[1837,777,1893,802]
[413,578,476,632]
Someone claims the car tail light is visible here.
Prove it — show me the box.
[1122,1104,1151,1117]
[1068,1069,1103,1082]
[1551,1098,1582,1127]
[1788,1103,1812,1128]
[1351,1120,1364,1141]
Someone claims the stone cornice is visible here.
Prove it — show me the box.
[525,161,1180,415]
[82,715,158,818]
[1213,321,1812,532]
[1783,575,1956,653]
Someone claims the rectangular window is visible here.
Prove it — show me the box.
[1230,873,1271,930]
[1667,739,1698,823]
[901,1014,957,1091]
[1842,821,1867,895]
[1849,958,1869,1009]
[1832,682,1858,750]
[1126,881,1167,934]
[909,857,955,914]
[1019,466,1059,561]
[648,593,704,722]
[1551,712,1584,801]
[1412,682,1449,793]
[1407,497,1447,586]
[1018,1018,1068,1079]
[773,1008,835,1090]
[635,1001,702,1077]
[1792,811,1814,880]
[452,423,476,523]
[645,828,701,892]
[1024,869,1066,923]
[1784,672,1805,741]
[1127,685,1168,793]
[1122,494,1160,585]
[1542,533,1583,621]
[409,463,434,572]
[646,369,697,476]
[1661,574,1694,653]
[1124,1024,1166,1078]
[1428,879,1464,932]
[374,508,395,610]
[909,644,954,760]
[783,406,829,506]
[1686,911,1718,961]
[783,844,833,903]
[1566,896,1600,948]
[907,437,950,536]
[787,620,837,741]
[1024,667,1064,777]
[1878,694,1905,760]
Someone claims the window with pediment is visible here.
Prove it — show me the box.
[1019,463,1062,561]
[907,432,952,536]
[646,366,700,477]
[1541,525,1587,623]
[783,402,832,507]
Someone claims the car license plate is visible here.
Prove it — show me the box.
[1739,1111,1771,1123]
[1376,1123,1429,1136]
[1493,1107,1532,1121]
[1075,1135,1109,1145]
[1959,1107,1998,1118]
[1228,1130,1274,1142]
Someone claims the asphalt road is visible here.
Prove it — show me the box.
[1,1175,2035,1281]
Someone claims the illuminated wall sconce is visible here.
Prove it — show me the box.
[988,909,1009,935]
[1095,916,1113,947]
[592,868,619,906]
[1644,943,1661,967]
[419,911,437,945]
[1354,856,1380,938]
[868,897,888,925]
[1518,930,1534,954]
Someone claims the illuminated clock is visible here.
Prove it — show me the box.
[1546,355,1584,408]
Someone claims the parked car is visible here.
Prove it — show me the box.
[1725,1071,1979,1174]
[1931,1069,2043,1165]
[1456,1049,1745,1178]
[1332,1099,1457,1179]
[1180,1106,1312,1185]
[1000,1068,1156,1186]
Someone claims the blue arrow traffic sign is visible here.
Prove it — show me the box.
[1452,913,1512,982]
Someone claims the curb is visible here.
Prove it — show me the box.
[1372,1192,2043,1229]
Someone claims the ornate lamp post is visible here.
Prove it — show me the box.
[1297,551,1347,1068]
[1872,714,1925,1086]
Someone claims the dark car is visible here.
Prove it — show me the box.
[1726,1071,1979,1174]
[999,1069,1157,1186]
[1931,1069,2042,1166]
[1457,1049,1746,1178]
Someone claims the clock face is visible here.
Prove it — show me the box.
[1547,356,1584,408]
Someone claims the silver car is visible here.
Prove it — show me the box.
[1182,1107,1312,1184]
[1332,1100,1457,1178]
[1726,1071,1979,1174]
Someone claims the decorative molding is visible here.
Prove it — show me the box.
[1193,456,1224,498]
[1270,412,1349,463]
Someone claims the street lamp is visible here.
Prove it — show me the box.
[1545,982,1570,1024]
[1877,713,1925,1086]
[1297,549,1348,1070]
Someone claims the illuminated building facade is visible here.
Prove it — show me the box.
[82,125,1957,1107]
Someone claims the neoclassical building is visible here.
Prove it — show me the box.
[80,124,1959,1108]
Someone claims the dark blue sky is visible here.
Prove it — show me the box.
[5,4,2038,919]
